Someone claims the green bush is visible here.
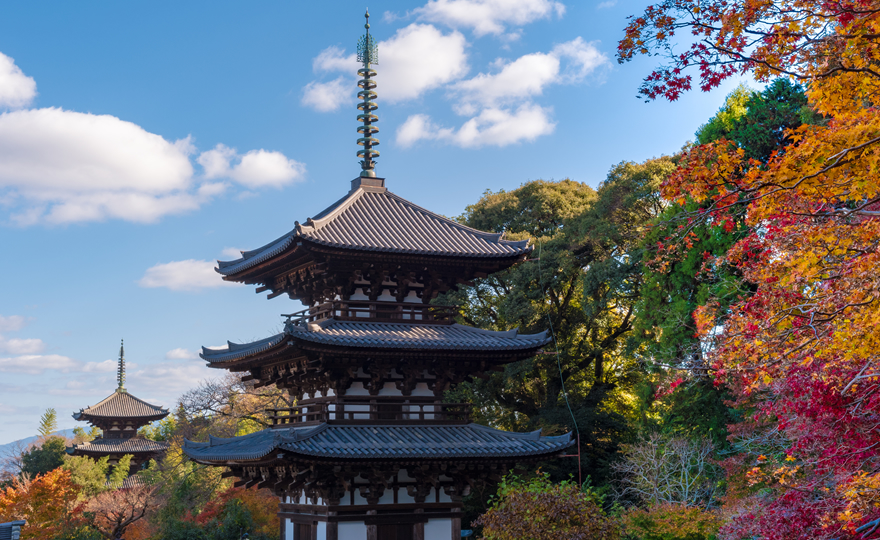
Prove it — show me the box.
[622,503,722,540]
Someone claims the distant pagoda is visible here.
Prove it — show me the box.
[68,341,169,472]
[182,11,571,540]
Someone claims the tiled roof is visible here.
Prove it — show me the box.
[74,391,169,420]
[68,437,169,455]
[216,185,530,276]
[200,321,550,364]
[201,333,286,363]
[0,521,25,540]
[183,424,572,462]
[288,320,551,350]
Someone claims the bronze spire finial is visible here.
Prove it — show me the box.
[117,339,126,392]
[356,9,380,177]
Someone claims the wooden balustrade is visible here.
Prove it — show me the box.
[266,397,472,427]
[283,300,456,326]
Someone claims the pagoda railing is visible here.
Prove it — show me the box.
[283,300,457,326]
[266,396,472,427]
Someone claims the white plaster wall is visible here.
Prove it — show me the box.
[425,518,452,540]
[378,490,394,504]
[378,381,403,396]
[438,490,452,503]
[338,522,368,540]
[345,382,369,396]
[317,521,327,540]
[284,518,293,540]
[411,382,433,397]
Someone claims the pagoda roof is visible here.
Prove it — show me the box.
[67,437,169,455]
[73,390,169,422]
[216,181,531,278]
[201,321,550,364]
[183,423,572,463]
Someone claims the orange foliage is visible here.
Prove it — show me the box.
[0,468,85,540]
[196,486,279,536]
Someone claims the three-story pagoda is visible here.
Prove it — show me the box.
[182,12,571,540]
[68,341,170,472]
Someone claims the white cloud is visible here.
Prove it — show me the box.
[138,259,241,291]
[221,247,242,259]
[0,108,217,225]
[302,77,353,112]
[452,52,560,109]
[379,25,469,102]
[413,0,565,37]
[397,103,555,148]
[0,315,26,332]
[0,53,37,109]
[450,38,608,108]
[0,336,45,355]
[302,24,469,109]
[82,359,119,373]
[131,362,216,396]
[313,47,357,72]
[0,354,77,374]
[165,348,199,360]
[597,0,617,8]
[0,57,306,225]
[198,144,305,188]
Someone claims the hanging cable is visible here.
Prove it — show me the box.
[537,241,583,485]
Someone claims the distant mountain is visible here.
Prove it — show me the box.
[0,429,77,457]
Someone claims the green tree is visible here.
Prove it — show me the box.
[631,79,812,445]
[38,408,58,440]
[443,161,675,483]
[107,454,132,488]
[20,436,67,478]
[62,455,112,497]
[71,426,100,445]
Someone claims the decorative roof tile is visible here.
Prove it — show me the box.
[68,438,169,455]
[73,391,169,421]
[200,321,550,364]
[288,320,551,350]
[0,520,26,540]
[183,424,572,462]
[200,333,286,363]
[216,186,530,276]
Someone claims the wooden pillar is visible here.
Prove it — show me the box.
[279,516,286,540]
[451,517,461,540]
[414,508,425,540]
[326,521,338,540]
[367,510,378,540]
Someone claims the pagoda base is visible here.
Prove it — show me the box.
[279,503,460,540]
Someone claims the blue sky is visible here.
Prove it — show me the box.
[0,0,748,444]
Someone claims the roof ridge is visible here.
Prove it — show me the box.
[383,190,528,246]
[299,188,365,233]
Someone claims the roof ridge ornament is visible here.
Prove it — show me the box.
[117,339,126,393]
[356,9,380,178]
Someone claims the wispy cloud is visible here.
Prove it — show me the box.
[397,103,555,148]
[0,53,306,226]
[411,0,565,37]
[138,259,241,292]
[0,315,26,332]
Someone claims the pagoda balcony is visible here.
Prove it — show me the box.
[266,396,472,427]
[283,300,456,326]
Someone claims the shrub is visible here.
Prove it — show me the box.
[622,503,722,540]
[474,472,619,540]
